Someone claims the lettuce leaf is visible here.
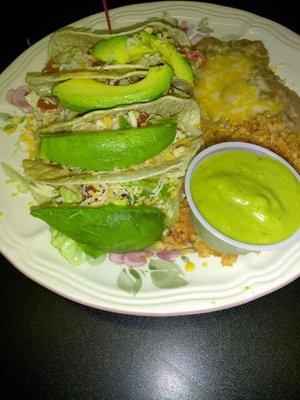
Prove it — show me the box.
[50,228,89,266]
[50,228,105,265]
[79,243,105,259]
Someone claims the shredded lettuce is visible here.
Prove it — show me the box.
[139,52,162,67]
[30,183,59,204]
[1,162,30,193]
[147,114,164,125]
[0,113,13,122]
[118,115,131,129]
[164,196,180,227]
[59,186,82,203]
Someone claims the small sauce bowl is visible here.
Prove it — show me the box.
[185,142,300,255]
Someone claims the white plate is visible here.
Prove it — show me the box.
[0,1,299,315]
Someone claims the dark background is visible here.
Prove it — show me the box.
[1,1,299,399]
[1,0,299,71]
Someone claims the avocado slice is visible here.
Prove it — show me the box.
[52,65,174,112]
[92,35,153,64]
[31,203,165,253]
[139,31,194,84]
[92,31,194,84]
[39,119,177,170]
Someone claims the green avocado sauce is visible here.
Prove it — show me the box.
[190,150,300,244]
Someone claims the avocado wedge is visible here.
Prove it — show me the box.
[39,119,177,170]
[139,31,194,84]
[31,203,165,253]
[52,65,174,112]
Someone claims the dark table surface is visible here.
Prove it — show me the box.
[1,1,299,399]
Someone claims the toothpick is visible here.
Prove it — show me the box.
[102,0,112,34]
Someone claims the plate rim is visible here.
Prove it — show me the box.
[3,248,299,316]
[1,0,299,316]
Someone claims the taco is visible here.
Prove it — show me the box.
[26,62,192,114]
[23,95,202,181]
[47,18,192,73]
[24,96,203,263]
[29,178,181,262]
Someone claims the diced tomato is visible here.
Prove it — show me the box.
[42,59,59,75]
[37,98,58,110]
[92,60,103,67]
[84,185,97,196]
[137,112,149,127]
[180,47,207,66]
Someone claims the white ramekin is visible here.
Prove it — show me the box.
[184,142,300,255]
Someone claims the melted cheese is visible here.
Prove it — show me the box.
[194,53,281,123]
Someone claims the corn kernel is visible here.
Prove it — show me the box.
[103,115,112,128]
[184,261,195,272]
[163,151,173,161]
